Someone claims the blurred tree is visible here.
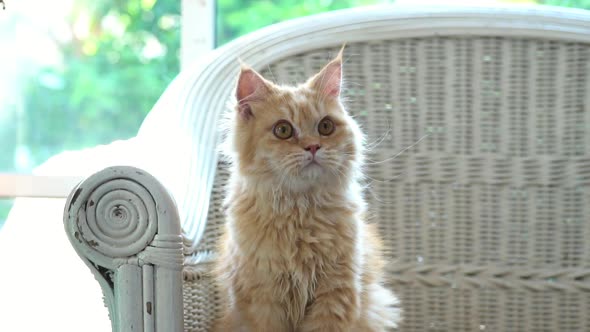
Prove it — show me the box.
[21,0,181,165]
[216,0,394,46]
[540,0,590,8]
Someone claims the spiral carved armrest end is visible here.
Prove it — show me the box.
[63,166,184,331]
[64,166,181,267]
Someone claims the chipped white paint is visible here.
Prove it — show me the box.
[116,264,144,331]
[63,166,183,332]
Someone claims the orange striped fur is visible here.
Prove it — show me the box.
[214,51,401,332]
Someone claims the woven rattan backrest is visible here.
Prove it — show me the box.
[194,37,590,331]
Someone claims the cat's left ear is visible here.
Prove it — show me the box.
[309,46,344,99]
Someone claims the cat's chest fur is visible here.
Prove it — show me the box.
[230,190,358,267]
[227,189,359,325]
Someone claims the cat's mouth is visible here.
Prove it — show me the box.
[302,158,322,169]
[296,158,323,179]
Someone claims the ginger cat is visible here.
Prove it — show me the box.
[214,49,401,332]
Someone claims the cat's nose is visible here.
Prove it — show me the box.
[304,144,321,156]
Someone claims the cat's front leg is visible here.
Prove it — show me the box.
[298,276,361,332]
[216,300,290,332]
[216,276,292,332]
[232,298,291,332]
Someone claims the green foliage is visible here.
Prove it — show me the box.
[20,0,181,165]
[216,0,394,46]
[540,0,590,9]
[0,200,12,229]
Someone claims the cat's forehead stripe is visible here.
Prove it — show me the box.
[279,105,295,122]
[291,92,309,105]
[286,91,322,125]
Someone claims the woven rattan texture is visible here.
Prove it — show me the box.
[182,37,590,331]
[183,264,221,332]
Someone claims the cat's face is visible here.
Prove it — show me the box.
[229,52,363,191]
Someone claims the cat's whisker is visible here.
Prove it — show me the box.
[269,161,291,196]
[273,153,301,168]
[342,53,356,66]
[273,155,307,193]
[321,156,349,188]
[340,152,382,164]
[365,122,393,152]
[274,168,293,193]
[323,158,341,175]
[330,165,348,188]
[366,185,389,205]
[342,80,362,87]
[363,171,409,205]
[363,132,431,166]
[266,65,278,84]
[363,170,407,184]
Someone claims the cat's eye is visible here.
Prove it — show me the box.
[273,120,294,139]
[318,117,335,136]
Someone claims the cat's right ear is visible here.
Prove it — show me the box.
[236,65,270,120]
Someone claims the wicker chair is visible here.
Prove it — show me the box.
[63,5,590,331]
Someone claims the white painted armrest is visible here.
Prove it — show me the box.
[63,166,184,332]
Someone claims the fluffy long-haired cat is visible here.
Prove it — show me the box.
[214,48,401,332]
